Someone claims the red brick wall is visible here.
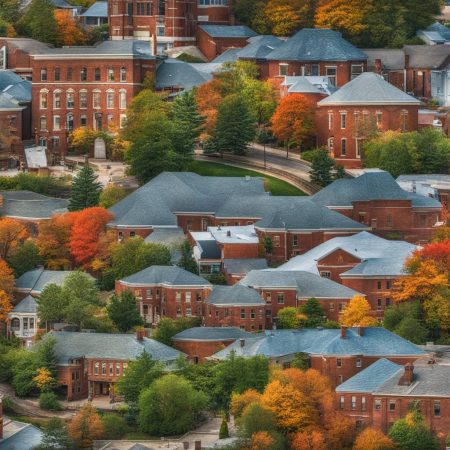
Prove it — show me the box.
[316,249,362,283]
[197,27,250,61]
[297,297,351,322]
[221,242,259,259]
[57,361,88,401]
[205,303,265,331]
[173,338,237,362]
[0,39,34,78]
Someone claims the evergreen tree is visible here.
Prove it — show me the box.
[68,166,102,212]
[213,94,256,155]
[33,417,74,450]
[219,417,229,439]
[17,0,58,44]
[177,240,198,274]
[7,240,42,277]
[309,149,334,187]
[334,164,346,180]
[107,291,144,332]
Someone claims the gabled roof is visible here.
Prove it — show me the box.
[11,295,37,314]
[240,270,362,299]
[156,59,211,91]
[312,171,442,208]
[120,265,211,287]
[318,72,421,106]
[223,258,268,274]
[265,28,367,62]
[212,48,241,63]
[80,0,107,17]
[173,326,250,342]
[205,284,265,306]
[362,48,405,71]
[424,22,450,41]
[404,44,450,69]
[212,327,425,360]
[237,35,284,59]
[198,25,257,38]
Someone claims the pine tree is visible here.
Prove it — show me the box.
[107,291,144,332]
[68,166,102,212]
[17,0,57,44]
[219,416,229,439]
[213,94,256,155]
[309,149,335,187]
[177,239,198,274]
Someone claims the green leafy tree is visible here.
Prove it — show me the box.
[300,298,325,328]
[176,357,217,396]
[152,317,201,347]
[107,291,143,332]
[68,166,102,212]
[238,402,276,438]
[39,391,61,410]
[213,94,256,155]
[11,351,39,397]
[334,164,346,179]
[117,351,163,404]
[276,307,302,329]
[8,240,43,277]
[101,414,129,440]
[37,284,66,325]
[138,374,208,435]
[33,417,74,450]
[0,0,21,23]
[17,0,58,44]
[178,239,198,274]
[99,185,128,208]
[310,149,335,187]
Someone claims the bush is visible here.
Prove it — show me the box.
[39,392,61,411]
[219,417,229,439]
[207,273,227,285]
[101,414,129,439]
[300,149,320,162]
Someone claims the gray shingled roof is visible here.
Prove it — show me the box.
[212,328,425,360]
[196,240,221,260]
[3,38,52,55]
[362,48,405,71]
[404,45,450,69]
[312,171,442,208]
[43,331,183,364]
[156,59,211,91]
[318,72,421,106]
[173,326,250,341]
[0,70,24,91]
[120,265,210,287]
[0,93,22,110]
[80,0,107,17]
[0,421,43,449]
[240,270,362,299]
[0,190,68,219]
[205,284,265,306]
[265,28,367,62]
[424,22,450,41]
[212,48,241,63]
[3,80,32,103]
[199,25,257,38]
[237,35,284,60]
[11,295,37,314]
[223,258,268,274]
[287,77,323,94]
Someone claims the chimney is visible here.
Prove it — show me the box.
[0,396,3,439]
[340,326,347,339]
[358,326,365,337]
[226,230,231,237]
[151,34,157,56]
[136,328,145,341]
[375,58,382,74]
[404,53,409,69]
[239,338,245,347]
[399,363,414,386]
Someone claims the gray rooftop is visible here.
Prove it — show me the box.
[144,227,185,263]
[237,35,284,60]
[156,59,211,91]
[0,420,43,449]
[404,44,450,69]
[312,171,442,208]
[0,70,24,91]
[43,331,183,364]
[120,265,210,287]
[223,258,268,274]
[196,240,222,260]
[11,295,37,314]
[80,0,107,17]
[2,38,53,55]
[173,326,250,341]
[423,22,450,41]
[287,77,324,94]
[212,327,425,360]
[212,48,241,63]
[362,48,405,71]
[0,190,68,219]
[266,28,367,62]
[205,284,265,306]
[318,72,421,106]
[199,25,257,38]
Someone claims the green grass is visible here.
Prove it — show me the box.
[123,431,159,440]
[189,160,306,196]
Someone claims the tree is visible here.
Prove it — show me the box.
[0,218,28,259]
[247,431,274,450]
[326,412,357,450]
[33,417,74,450]
[0,258,15,297]
[68,403,104,448]
[17,0,58,44]
[264,0,305,36]
[101,414,129,440]
[152,317,201,347]
[299,297,326,327]
[271,94,316,150]
[99,185,128,208]
[0,290,12,322]
[0,0,21,23]
[117,350,163,404]
[230,389,262,418]
[238,402,276,438]
[68,166,102,212]
[54,10,86,46]
[219,416,229,439]
[37,284,65,325]
[138,374,208,435]
[213,94,256,155]
[309,149,335,187]
[33,367,58,392]
[195,79,224,136]
[276,307,304,329]
[69,127,97,154]
[340,295,378,327]
[107,291,143,332]
[291,430,326,450]
[7,240,42,277]
[353,427,395,450]
[178,239,198,274]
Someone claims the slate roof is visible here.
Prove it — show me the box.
[205,284,265,306]
[51,0,75,8]
[199,25,257,38]
[173,326,250,341]
[11,295,37,314]
[240,270,362,299]
[0,93,21,110]
[196,240,222,260]
[44,331,183,364]
[2,38,52,55]
[212,48,241,63]
[0,190,68,219]
[286,77,323,94]
[80,0,107,17]
[3,80,32,102]
[423,22,450,41]
[318,72,421,106]
[279,231,417,276]
[212,327,425,360]
[362,49,405,71]
[237,35,284,59]
[312,171,442,208]
[156,59,211,91]
[0,420,43,449]
[223,258,268,274]
[265,28,367,62]
[120,265,211,287]
[404,45,450,69]
[0,70,24,91]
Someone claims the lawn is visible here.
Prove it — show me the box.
[189,160,306,196]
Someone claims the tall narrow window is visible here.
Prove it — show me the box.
[93,91,101,109]
[351,396,356,410]
[361,396,366,411]
[106,91,114,109]
[328,112,333,130]
[434,400,440,417]
[66,91,74,108]
[54,67,60,81]
[53,115,61,131]
[119,90,126,109]
[94,68,101,81]
[53,91,61,109]
[401,110,408,131]
[279,64,288,76]
[40,68,47,81]
[67,67,73,81]
[66,114,74,131]
[79,91,87,108]
[341,138,347,156]
[340,112,347,129]
[80,67,87,81]
[107,67,115,81]
[326,66,337,86]
[120,67,127,82]
[39,91,48,109]
[40,116,47,130]
[340,396,345,410]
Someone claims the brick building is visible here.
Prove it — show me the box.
[213,327,426,387]
[336,358,450,441]
[279,231,418,319]
[172,326,249,363]
[279,75,333,100]
[312,170,443,243]
[316,72,422,169]
[41,330,182,400]
[115,265,212,324]
[222,258,268,285]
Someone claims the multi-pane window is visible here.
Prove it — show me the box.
[93,91,101,108]
[39,91,48,109]
[326,66,337,86]
[54,67,60,81]
[277,293,284,304]
[340,396,345,410]
[40,116,47,131]
[434,400,440,417]
[320,271,331,279]
[250,309,255,319]
[351,64,363,79]
[374,399,382,410]
[53,115,61,131]
[389,400,396,411]
[80,67,87,81]
[53,91,61,108]
[356,358,362,368]
[361,396,366,411]
[116,363,121,375]
[401,110,408,131]
[377,298,382,311]
[176,292,182,302]
[328,112,333,130]
[102,362,106,375]
[67,67,73,81]
[94,362,99,375]
[279,64,288,76]
[273,236,280,247]
[158,0,165,14]
[40,68,47,81]
[120,67,127,82]
[240,308,245,319]
[292,235,298,247]
[119,90,127,109]
[106,91,114,109]
[185,292,191,303]
[341,138,347,156]
[107,67,115,81]
[66,114,74,131]
[80,115,87,126]
[94,68,101,81]
[311,64,319,76]
[80,91,87,108]
[351,396,356,410]
[66,91,74,108]
[336,358,342,367]
[340,113,347,129]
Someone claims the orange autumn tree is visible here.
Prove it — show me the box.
[68,403,104,448]
[69,207,113,269]
[352,426,395,450]
[0,258,15,297]
[246,431,274,450]
[271,94,316,150]
[264,0,304,36]
[0,289,13,321]
[196,79,224,137]
[54,10,87,46]
[0,218,28,259]
[340,295,378,327]
[326,412,357,450]
[291,430,326,450]
[230,389,262,418]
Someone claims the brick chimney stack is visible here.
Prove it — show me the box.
[399,363,414,386]
[136,328,145,341]
[358,326,365,337]
[151,34,157,56]
[340,326,347,339]
[375,58,382,74]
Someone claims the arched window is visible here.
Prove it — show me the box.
[119,90,126,109]
[39,90,48,109]
[66,113,74,131]
[80,67,87,81]
[120,66,126,82]
[66,89,74,108]
[107,67,115,81]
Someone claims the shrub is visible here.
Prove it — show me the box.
[300,149,320,162]
[101,414,129,439]
[39,392,61,411]
[219,416,229,439]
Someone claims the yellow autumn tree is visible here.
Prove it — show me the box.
[230,389,262,418]
[340,295,378,327]
[68,403,104,448]
[264,0,303,36]
[352,426,395,450]
[33,367,58,392]
[246,431,274,450]
[0,289,12,321]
